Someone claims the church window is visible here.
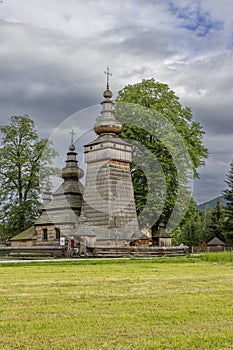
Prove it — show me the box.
[42,228,48,240]
[55,227,61,240]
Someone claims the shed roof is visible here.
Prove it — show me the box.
[10,226,35,241]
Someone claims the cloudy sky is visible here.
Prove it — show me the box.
[0,0,232,204]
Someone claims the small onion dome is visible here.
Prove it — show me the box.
[61,143,84,179]
[69,143,75,151]
[103,88,113,99]
[94,88,122,135]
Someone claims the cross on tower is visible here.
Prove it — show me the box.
[70,129,76,144]
[104,66,112,90]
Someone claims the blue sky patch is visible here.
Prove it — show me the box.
[167,1,223,37]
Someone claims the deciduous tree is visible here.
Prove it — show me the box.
[115,79,208,231]
[0,115,58,240]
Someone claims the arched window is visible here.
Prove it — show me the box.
[55,227,61,240]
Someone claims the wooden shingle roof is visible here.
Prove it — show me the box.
[10,226,35,241]
[207,237,226,246]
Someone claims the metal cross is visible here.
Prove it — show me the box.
[104,66,112,90]
[70,129,76,144]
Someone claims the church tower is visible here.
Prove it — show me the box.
[34,141,83,245]
[79,70,140,245]
[53,139,83,217]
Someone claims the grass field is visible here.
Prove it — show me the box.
[0,254,233,349]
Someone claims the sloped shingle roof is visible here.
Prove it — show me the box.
[10,226,35,241]
[207,237,226,246]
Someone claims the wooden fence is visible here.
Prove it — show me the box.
[0,246,66,258]
[79,245,189,258]
[0,245,189,259]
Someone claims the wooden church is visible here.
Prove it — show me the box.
[9,73,185,257]
[11,77,143,249]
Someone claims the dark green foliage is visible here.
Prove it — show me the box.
[173,198,228,248]
[198,206,214,243]
[0,115,58,240]
[223,161,233,245]
[208,198,225,241]
[116,78,208,231]
[172,198,204,246]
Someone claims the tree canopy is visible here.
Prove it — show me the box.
[208,198,225,242]
[115,78,208,232]
[223,161,233,245]
[0,115,58,240]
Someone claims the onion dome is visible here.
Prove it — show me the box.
[94,68,122,136]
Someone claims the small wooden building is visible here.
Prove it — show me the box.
[130,231,152,246]
[10,226,36,247]
[207,237,226,252]
[152,222,172,247]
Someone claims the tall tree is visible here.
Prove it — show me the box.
[115,79,208,231]
[198,205,213,243]
[208,198,225,242]
[171,198,213,248]
[0,115,58,240]
[223,161,233,245]
[172,198,200,246]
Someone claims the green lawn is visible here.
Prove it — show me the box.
[0,255,233,349]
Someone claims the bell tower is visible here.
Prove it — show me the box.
[79,69,140,244]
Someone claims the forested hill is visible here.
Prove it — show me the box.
[197,195,226,210]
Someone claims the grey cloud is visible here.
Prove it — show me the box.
[193,134,233,203]
[0,21,106,133]
[118,29,177,59]
[169,53,233,138]
[189,101,233,136]
[193,159,230,204]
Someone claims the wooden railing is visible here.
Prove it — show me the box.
[0,245,188,259]
[85,245,189,258]
[0,246,66,258]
